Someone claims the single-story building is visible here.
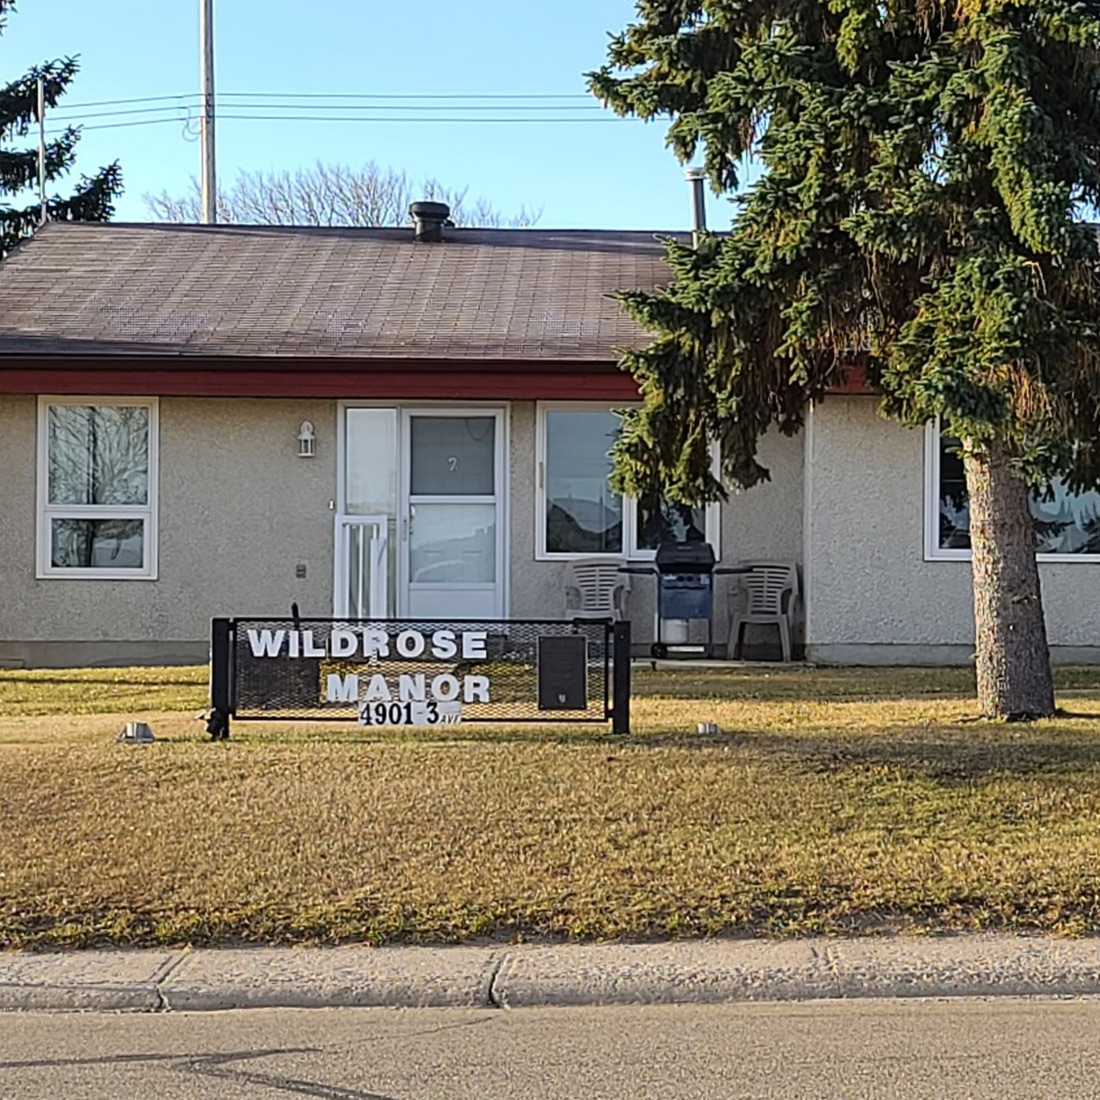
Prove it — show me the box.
[0,212,1097,668]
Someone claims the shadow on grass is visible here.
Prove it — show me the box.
[0,675,201,687]
[648,726,1100,783]
[632,664,1100,703]
[631,667,977,703]
[216,716,1100,783]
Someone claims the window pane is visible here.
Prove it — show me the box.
[545,410,622,554]
[409,503,496,583]
[938,436,971,550]
[1032,481,1100,554]
[938,433,1100,554]
[51,518,145,570]
[48,405,149,506]
[410,416,495,496]
[636,496,707,551]
[345,408,397,515]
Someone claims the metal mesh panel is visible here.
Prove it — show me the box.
[230,618,614,723]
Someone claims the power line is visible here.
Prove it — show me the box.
[55,93,200,110]
[47,117,193,134]
[218,114,632,123]
[214,102,607,112]
[46,112,639,136]
[59,90,592,111]
[52,102,606,123]
[49,104,206,122]
[220,91,592,100]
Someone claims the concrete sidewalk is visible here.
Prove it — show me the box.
[2,936,1100,1012]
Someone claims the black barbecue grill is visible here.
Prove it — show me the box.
[624,540,747,659]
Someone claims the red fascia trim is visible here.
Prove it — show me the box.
[829,363,875,395]
[0,367,642,401]
[0,356,875,398]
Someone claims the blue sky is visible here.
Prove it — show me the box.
[3,0,738,230]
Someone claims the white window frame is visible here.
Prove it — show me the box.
[535,401,721,561]
[36,396,160,580]
[923,419,1100,563]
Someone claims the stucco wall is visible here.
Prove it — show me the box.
[508,403,543,617]
[2,395,807,666]
[0,396,337,666]
[508,401,805,647]
[804,396,1100,663]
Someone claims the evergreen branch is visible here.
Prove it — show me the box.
[0,8,122,260]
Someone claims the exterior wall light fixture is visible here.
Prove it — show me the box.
[297,420,316,458]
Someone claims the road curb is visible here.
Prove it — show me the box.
[0,983,160,1012]
[492,939,1100,1007]
[159,946,499,1011]
[1,937,1099,1012]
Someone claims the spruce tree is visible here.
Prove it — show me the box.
[1,0,121,259]
[591,0,1100,718]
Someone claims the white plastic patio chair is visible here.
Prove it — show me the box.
[563,559,631,621]
[726,561,799,662]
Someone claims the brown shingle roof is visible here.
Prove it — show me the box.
[0,222,681,360]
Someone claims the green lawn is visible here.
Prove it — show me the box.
[1,662,1100,948]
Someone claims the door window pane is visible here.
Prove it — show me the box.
[409,503,496,584]
[545,410,623,554]
[938,433,1100,554]
[51,518,145,570]
[410,417,495,496]
[48,405,148,506]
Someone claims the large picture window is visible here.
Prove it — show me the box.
[542,408,623,555]
[536,403,718,559]
[926,422,1100,561]
[37,398,159,579]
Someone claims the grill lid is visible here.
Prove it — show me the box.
[654,540,716,573]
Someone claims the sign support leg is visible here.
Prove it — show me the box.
[611,620,631,735]
[207,617,232,740]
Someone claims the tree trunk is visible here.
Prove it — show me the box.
[963,439,1055,719]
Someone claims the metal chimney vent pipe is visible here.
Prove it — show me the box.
[409,201,451,243]
[685,167,707,246]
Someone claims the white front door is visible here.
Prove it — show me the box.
[337,406,506,620]
[401,409,505,619]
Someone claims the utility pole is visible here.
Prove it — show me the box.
[199,0,217,223]
[37,77,47,226]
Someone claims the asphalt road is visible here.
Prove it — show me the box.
[2,998,1100,1099]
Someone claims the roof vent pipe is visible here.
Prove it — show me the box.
[685,167,707,247]
[409,201,451,243]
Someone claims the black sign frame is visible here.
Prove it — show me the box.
[208,617,630,740]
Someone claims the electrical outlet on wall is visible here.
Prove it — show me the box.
[295,564,307,579]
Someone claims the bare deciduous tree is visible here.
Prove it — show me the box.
[144,162,540,228]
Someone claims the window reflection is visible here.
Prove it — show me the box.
[938,434,1100,554]
[545,410,623,554]
[636,495,707,550]
[48,405,148,506]
[51,518,145,570]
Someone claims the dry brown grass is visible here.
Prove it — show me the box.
[2,663,1100,948]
